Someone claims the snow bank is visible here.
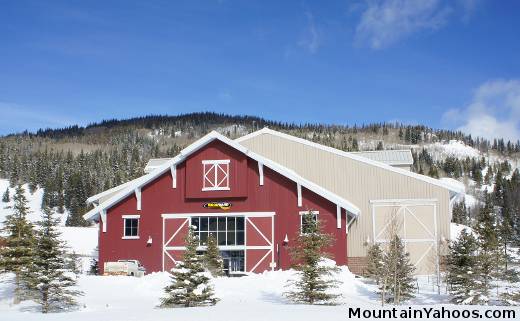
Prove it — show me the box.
[58,226,98,256]
[0,264,383,321]
[1,267,518,321]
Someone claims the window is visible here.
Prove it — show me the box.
[191,216,244,246]
[202,160,230,191]
[123,215,140,239]
[300,211,318,234]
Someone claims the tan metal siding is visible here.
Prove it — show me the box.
[240,133,451,258]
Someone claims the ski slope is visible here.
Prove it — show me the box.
[0,179,98,257]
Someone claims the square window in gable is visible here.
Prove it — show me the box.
[202,160,230,191]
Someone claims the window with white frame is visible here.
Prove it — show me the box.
[299,211,319,234]
[123,215,140,239]
[202,160,230,191]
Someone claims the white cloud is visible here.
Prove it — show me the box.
[354,0,471,49]
[298,11,320,54]
[442,79,520,141]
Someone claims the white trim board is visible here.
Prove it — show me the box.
[236,128,465,194]
[83,131,361,223]
[162,212,276,219]
[122,214,141,219]
[370,199,438,205]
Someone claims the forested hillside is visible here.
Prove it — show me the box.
[0,112,519,247]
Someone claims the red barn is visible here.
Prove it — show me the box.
[84,131,359,275]
[85,129,461,275]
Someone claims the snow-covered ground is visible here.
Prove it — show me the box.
[1,177,520,319]
[1,267,519,321]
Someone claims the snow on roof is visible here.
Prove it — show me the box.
[348,149,413,166]
[84,131,361,222]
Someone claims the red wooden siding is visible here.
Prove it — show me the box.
[185,140,248,199]
[98,140,348,274]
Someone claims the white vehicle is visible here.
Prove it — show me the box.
[104,260,146,277]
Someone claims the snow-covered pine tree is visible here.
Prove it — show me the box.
[0,184,36,303]
[379,235,416,305]
[428,165,439,178]
[89,246,100,275]
[160,226,218,308]
[28,205,82,313]
[501,290,520,306]
[365,243,384,285]
[474,195,504,303]
[446,229,483,304]
[67,251,82,276]
[204,234,224,277]
[452,200,469,225]
[2,187,9,202]
[284,211,341,305]
[89,257,99,275]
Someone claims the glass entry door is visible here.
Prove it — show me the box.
[221,250,244,275]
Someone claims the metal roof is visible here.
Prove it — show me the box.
[348,150,413,166]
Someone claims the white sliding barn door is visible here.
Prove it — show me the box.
[371,200,438,275]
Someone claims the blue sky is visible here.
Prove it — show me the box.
[1,0,520,140]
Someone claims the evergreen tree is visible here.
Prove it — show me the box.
[501,291,520,306]
[89,258,99,275]
[203,234,224,277]
[351,138,359,151]
[428,165,439,178]
[379,235,416,305]
[474,196,503,303]
[28,206,82,313]
[0,185,36,303]
[446,230,483,304]
[2,187,9,202]
[452,200,469,225]
[365,243,384,285]
[284,211,341,305]
[88,247,99,275]
[160,226,218,308]
[67,251,82,276]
